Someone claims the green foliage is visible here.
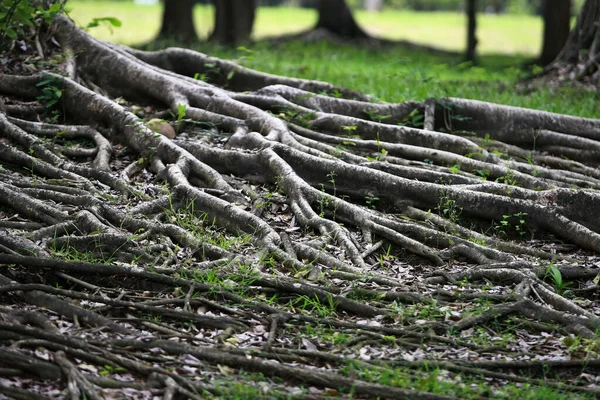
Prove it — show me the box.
[0,0,65,48]
[176,103,187,130]
[364,195,380,209]
[545,263,573,295]
[85,16,121,32]
[36,75,62,107]
[364,108,391,122]
[36,74,63,122]
[494,212,528,238]
[496,169,518,187]
[437,189,461,224]
[397,108,424,128]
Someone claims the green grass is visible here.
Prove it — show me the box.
[356,10,543,55]
[65,1,600,119]
[68,2,542,55]
[200,41,600,118]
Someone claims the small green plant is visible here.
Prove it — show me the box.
[174,103,187,132]
[397,108,424,128]
[317,172,339,218]
[437,189,461,224]
[480,133,495,146]
[467,236,487,246]
[235,45,256,62]
[291,294,337,317]
[36,75,62,107]
[364,108,391,123]
[449,163,461,174]
[98,364,127,376]
[85,16,121,32]
[377,244,396,267]
[496,169,518,187]
[545,263,573,295]
[35,74,63,122]
[494,212,528,238]
[365,131,388,161]
[176,103,187,122]
[276,108,314,127]
[364,195,379,209]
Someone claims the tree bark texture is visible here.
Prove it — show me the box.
[544,0,600,84]
[210,0,258,45]
[158,0,197,42]
[557,0,600,63]
[538,0,571,66]
[316,0,368,38]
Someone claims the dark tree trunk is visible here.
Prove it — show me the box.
[544,0,600,85]
[556,0,600,64]
[158,0,197,42]
[538,0,571,66]
[465,0,477,63]
[210,0,258,46]
[315,0,368,39]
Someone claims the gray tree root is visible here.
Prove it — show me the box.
[0,14,599,399]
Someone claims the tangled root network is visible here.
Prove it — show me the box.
[1,14,600,400]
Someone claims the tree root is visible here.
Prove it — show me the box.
[1,14,600,398]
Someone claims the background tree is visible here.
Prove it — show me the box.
[465,0,477,63]
[537,0,571,66]
[210,0,258,45]
[315,0,368,38]
[157,0,197,42]
[544,0,599,83]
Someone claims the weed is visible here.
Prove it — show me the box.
[437,189,462,224]
[449,163,461,174]
[98,364,127,376]
[494,212,528,238]
[175,103,187,129]
[474,168,489,179]
[496,169,518,188]
[317,172,339,219]
[290,294,337,317]
[397,108,424,128]
[545,263,573,295]
[364,108,391,123]
[36,74,64,122]
[276,108,314,127]
[364,195,379,209]
[86,16,121,32]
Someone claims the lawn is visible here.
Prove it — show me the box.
[67,1,542,54]
[66,1,600,119]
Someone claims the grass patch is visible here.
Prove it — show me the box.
[199,41,600,118]
[68,2,543,55]
[65,3,600,118]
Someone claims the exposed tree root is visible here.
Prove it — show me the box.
[1,14,600,399]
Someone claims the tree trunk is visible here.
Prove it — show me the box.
[557,0,600,63]
[210,0,258,45]
[538,0,571,66]
[465,0,477,63]
[157,0,197,42]
[545,0,600,84]
[316,0,368,39]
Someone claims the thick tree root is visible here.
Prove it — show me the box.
[1,14,600,399]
